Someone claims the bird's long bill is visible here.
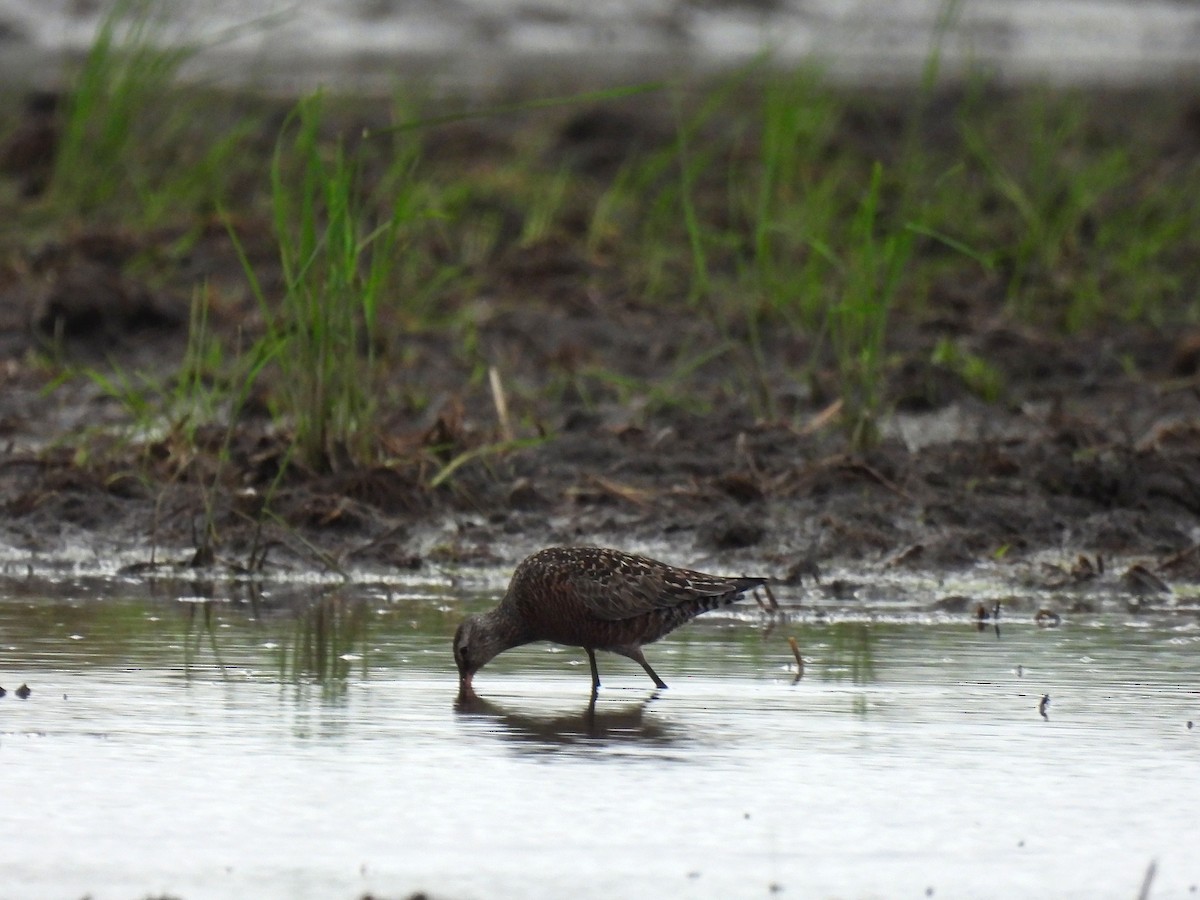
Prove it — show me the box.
[457,670,476,703]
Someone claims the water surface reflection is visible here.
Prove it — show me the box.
[455,690,678,755]
[1,578,1197,899]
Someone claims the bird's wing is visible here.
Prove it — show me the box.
[572,550,758,621]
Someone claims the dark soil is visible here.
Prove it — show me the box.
[2,82,1200,589]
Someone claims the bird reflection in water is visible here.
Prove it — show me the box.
[453,689,677,752]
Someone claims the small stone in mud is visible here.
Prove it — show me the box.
[1121,564,1170,595]
[930,594,971,613]
[699,517,764,550]
[16,683,31,699]
[783,555,821,585]
[1034,609,1062,627]
[886,542,925,567]
[1169,331,1200,376]
[715,472,764,504]
[824,579,858,600]
[507,477,544,509]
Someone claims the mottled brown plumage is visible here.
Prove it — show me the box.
[453,547,767,697]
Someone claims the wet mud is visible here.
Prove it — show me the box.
[1,85,1199,591]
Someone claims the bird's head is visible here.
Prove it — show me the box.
[453,614,502,700]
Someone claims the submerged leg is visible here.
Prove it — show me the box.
[586,647,601,690]
[617,646,668,689]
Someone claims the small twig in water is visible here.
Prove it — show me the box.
[787,636,804,682]
[763,582,780,612]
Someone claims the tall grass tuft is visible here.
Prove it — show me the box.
[960,91,1130,328]
[828,163,914,449]
[50,0,192,217]
[741,67,841,416]
[237,93,423,471]
[750,67,840,326]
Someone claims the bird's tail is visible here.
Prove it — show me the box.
[731,576,768,596]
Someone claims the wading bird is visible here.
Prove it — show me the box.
[453,546,766,699]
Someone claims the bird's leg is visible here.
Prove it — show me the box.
[586,647,601,691]
[619,647,668,689]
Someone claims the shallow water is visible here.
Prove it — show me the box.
[3,1,1200,91]
[1,576,1198,899]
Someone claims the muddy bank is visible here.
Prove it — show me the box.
[1,82,1199,588]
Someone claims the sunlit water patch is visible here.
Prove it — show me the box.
[1,579,1197,899]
